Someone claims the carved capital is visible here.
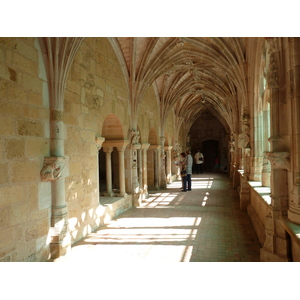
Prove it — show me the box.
[266,152,290,171]
[130,129,140,145]
[95,136,105,151]
[41,157,66,181]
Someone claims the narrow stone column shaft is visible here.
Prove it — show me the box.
[103,147,113,196]
[117,146,126,196]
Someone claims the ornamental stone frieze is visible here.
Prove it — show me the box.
[266,152,290,171]
[40,157,67,181]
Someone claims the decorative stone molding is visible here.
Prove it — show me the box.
[265,39,279,89]
[266,152,290,171]
[40,157,66,181]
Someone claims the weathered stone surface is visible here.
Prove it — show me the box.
[0,116,15,135]
[11,160,40,183]
[17,119,43,137]
[6,139,25,160]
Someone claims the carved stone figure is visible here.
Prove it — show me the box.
[131,130,140,145]
[238,132,250,148]
[40,157,65,181]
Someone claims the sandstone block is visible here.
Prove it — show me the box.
[9,203,29,226]
[0,80,27,103]
[12,53,38,76]
[0,116,15,135]
[0,185,26,206]
[0,163,8,185]
[0,206,9,227]
[0,65,10,80]
[17,119,44,137]
[11,160,40,183]
[0,228,14,249]
[38,182,51,210]
[6,139,25,160]
[0,46,5,61]
[0,102,23,118]
[25,219,49,242]
[14,39,37,62]
[0,140,3,160]
[25,138,49,158]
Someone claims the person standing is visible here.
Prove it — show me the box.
[214,155,220,172]
[186,150,193,191]
[177,152,187,191]
[194,150,204,174]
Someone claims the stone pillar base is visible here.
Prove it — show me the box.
[50,236,71,260]
[239,178,250,211]
[132,193,142,207]
[104,192,114,197]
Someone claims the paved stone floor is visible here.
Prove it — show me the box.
[55,172,261,262]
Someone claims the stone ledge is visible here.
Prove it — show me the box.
[279,218,300,247]
[99,194,132,221]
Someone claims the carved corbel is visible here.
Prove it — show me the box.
[95,136,105,151]
[40,157,66,181]
[266,152,290,171]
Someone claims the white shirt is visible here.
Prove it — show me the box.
[194,152,204,164]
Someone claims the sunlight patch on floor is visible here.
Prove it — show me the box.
[57,216,202,262]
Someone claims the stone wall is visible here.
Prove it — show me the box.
[64,37,131,245]
[0,37,51,261]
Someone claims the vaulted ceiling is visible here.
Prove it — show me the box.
[109,37,249,134]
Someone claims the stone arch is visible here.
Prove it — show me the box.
[148,127,158,145]
[101,114,124,140]
[99,114,125,196]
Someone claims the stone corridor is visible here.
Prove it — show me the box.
[54,172,261,262]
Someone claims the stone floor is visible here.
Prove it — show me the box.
[55,172,261,262]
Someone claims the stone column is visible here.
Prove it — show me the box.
[260,151,290,261]
[261,109,271,186]
[96,136,105,200]
[131,144,140,195]
[288,38,300,225]
[49,110,70,258]
[38,37,84,259]
[141,143,150,199]
[103,147,114,197]
[154,147,160,189]
[165,146,173,184]
[117,145,127,197]
[262,152,271,187]
[137,148,143,189]
[160,136,167,189]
